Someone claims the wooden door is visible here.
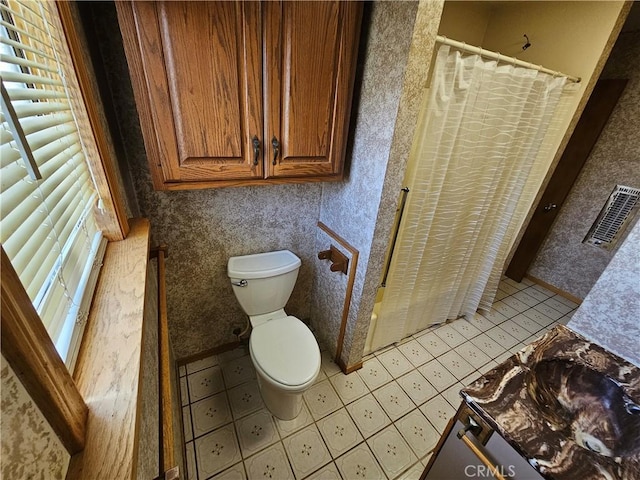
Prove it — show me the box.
[264,1,362,180]
[123,1,263,186]
[505,79,628,281]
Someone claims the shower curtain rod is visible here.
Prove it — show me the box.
[436,35,581,83]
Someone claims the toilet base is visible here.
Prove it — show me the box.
[256,374,304,420]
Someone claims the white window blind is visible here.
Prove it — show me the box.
[0,0,106,371]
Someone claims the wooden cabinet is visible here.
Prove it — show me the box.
[116,1,362,190]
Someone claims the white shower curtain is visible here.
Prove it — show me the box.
[371,45,567,350]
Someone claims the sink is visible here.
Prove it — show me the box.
[462,326,640,479]
[525,359,640,458]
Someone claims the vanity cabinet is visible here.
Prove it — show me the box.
[116,1,362,190]
[424,405,544,480]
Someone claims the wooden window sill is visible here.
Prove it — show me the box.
[66,218,150,479]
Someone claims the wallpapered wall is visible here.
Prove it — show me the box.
[529,30,640,299]
[84,2,635,363]
[314,1,445,367]
[88,1,429,361]
[1,354,70,479]
[88,3,322,358]
[569,219,640,367]
[311,1,420,359]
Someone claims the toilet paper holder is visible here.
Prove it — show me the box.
[318,245,349,275]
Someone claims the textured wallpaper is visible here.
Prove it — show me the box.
[313,1,421,367]
[312,226,352,355]
[315,1,448,367]
[87,2,635,365]
[90,1,430,362]
[130,182,321,359]
[529,30,640,299]
[1,355,70,479]
[88,3,321,359]
[347,0,446,367]
[568,219,640,367]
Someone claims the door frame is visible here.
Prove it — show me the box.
[505,78,628,282]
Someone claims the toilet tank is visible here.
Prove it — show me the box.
[227,250,301,316]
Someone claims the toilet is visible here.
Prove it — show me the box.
[227,249,321,420]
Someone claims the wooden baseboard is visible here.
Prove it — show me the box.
[176,341,243,366]
[524,274,583,305]
[338,358,363,375]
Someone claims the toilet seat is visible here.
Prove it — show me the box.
[250,316,320,388]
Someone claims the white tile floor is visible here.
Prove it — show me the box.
[179,278,578,480]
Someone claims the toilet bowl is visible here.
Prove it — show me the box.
[228,250,320,420]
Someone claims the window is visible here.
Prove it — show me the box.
[1,0,106,371]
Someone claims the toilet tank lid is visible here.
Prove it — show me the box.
[228,250,301,279]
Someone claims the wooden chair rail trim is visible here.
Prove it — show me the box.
[157,248,176,474]
[67,218,151,479]
[1,247,88,454]
[317,222,360,373]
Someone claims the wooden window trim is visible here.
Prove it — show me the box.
[56,1,129,241]
[1,219,151,476]
[151,245,178,475]
[1,2,148,476]
[67,218,150,478]
[1,247,88,454]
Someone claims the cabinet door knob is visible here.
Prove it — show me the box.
[543,203,557,212]
[272,136,280,165]
[252,136,261,166]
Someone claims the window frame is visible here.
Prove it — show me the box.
[55,1,129,241]
[1,0,130,456]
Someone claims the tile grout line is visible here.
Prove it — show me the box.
[184,372,200,480]
[182,279,577,480]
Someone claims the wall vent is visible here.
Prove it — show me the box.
[583,185,640,250]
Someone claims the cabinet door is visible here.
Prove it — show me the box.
[264,1,362,180]
[122,1,263,187]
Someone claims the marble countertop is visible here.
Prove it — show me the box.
[461,325,640,480]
